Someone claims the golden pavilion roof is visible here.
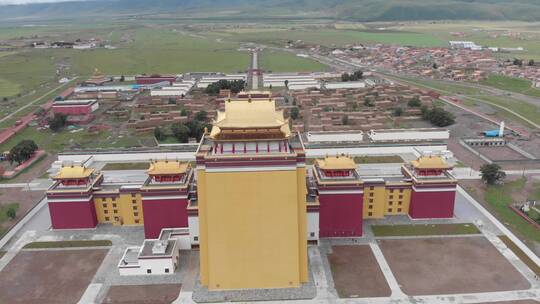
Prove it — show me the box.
[52,166,94,179]
[209,99,291,139]
[316,155,356,170]
[411,156,452,170]
[147,160,189,175]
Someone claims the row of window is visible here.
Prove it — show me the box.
[367,187,405,193]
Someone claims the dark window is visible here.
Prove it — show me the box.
[102,203,106,208]
[112,197,116,201]
[147,269,152,274]
[369,198,373,203]
[368,205,373,210]
[113,210,118,214]
[398,201,403,205]
[132,200,137,204]
[131,193,136,198]
[165,268,170,273]
[369,193,374,197]
[105,216,110,221]
[388,208,392,212]
[389,195,394,199]
[398,208,402,212]
[112,203,117,208]
[133,206,138,210]
[390,189,395,193]
[114,217,119,221]
[400,189,404,193]
[134,212,139,217]
[388,201,393,206]
[368,212,373,216]
[104,210,108,214]
[369,186,374,190]
[194,236,199,241]
[399,195,403,199]
[310,232,315,237]
[135,219,140,224]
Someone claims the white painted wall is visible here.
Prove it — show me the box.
[307,211,319,241]
[188,215,199,245]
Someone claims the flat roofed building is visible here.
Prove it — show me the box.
[196,96,308,290]
[52,99,99,116]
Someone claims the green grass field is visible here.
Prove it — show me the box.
[0,203,19,225]
[260,49,327,72]
[23,240,112,249]
[0,127,153,153]
[353,155,404,164]
[102,162,150,170]
[371,223,480,237]
[481,74,540,98]
[485,178,540,243]
[474,95,540,125]
[227,28,446,48]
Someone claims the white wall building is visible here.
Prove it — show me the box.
[196,74,246,88]
[118,228,187,276]
[367,128,450,142]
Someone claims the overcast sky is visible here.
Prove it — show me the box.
[0,0,84,4]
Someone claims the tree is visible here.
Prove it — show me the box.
[513,58,523,67]
[6,206,17,220]
[364,97,374,107]
[168,98,176,104]
[120,75,125,82]
[48,113,68,132]
[154,127,165,141]
[342,115,349,125]
[290,107,300,120]
[480,164,506,185]
[9,140,38,165]
[408,97,422,107]
[180,108,188,116]
[171,123,190,143]
[205,79,246,95]
[393,107,403,117]
[528,59,535,66]
[284,79,289,88]
[429,107,455,127]
[341,73,350,82]
[194,110,208,122]
[432,63,438,69]
[421,107,455,127]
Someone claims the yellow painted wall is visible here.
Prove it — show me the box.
[384,188,411,215]
[94,192,143,226]
[198,169,308,290]
[363,185,386,219]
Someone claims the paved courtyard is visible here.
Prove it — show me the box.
[378,237,531,295]
[101,284,182,304]
[327,245,391,298]
[0,248,108,304]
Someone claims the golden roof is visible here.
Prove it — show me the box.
[209,99,291,139]
[411,156,452,170]
[147,160,189,175]
[53,166,94,179]
[316,155,356,170]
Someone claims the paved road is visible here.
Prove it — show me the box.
[0,78,77,124]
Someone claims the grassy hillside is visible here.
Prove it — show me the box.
[0,0,539,22]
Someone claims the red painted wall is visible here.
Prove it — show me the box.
[142,198,188,238]
[136,77,176,85]
[319,193,363,237]
[52,105,91,115]
[48,200,97,229]
[409,189,456,219]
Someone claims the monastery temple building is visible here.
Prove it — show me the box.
[46,94,457,290]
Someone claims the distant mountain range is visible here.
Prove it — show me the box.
[1,0,539,22]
